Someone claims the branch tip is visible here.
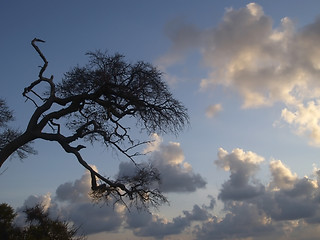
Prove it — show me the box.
[33,38,46,43]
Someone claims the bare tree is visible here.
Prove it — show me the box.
[0,39,189,209]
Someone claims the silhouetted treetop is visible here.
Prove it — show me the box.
[56,50,188,135]
[0,203,85,239]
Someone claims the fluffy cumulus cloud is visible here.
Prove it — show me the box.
[119,134,207,193]
[215,148,265,201]
[194,147,320,240]
[281,101,320,146]
[55,169,125,234]
[149,140,207,192]
[159,2,320,145]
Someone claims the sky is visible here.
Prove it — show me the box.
[2,1,320,239]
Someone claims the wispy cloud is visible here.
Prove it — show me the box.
[206,104,223,118]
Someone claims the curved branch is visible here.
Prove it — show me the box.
[23,39,55,100]
[31,38,47,79]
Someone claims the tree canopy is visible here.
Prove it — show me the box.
[0,39,189,209]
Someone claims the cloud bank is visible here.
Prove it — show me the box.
[195,147,320,240]
[14,137,207,239]
[14,146,320,240]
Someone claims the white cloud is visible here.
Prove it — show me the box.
[281,101,320,146]
[162,2,320,108]
[159,2,320,145]
[269,159,298,190]
[143,133,162,154]
[22,193,52,211]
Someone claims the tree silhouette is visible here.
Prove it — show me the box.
[0,39,188,208]
[0,203,85,240]
[0,203,19,239]
[0,99,36,163]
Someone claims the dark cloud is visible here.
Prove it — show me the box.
[130,198,214,239]
[183,204,211,221]
[194,147,320,240]
[16,169,124,235]
[125,209,153,229]
[196,202,275,240]
[133,214,190,239]
[65,202,123,234]
[219,181,265,201]
[215,148,265,201]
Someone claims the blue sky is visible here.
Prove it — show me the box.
[2,1,320,239]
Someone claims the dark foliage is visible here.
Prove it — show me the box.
[0,203,85,240]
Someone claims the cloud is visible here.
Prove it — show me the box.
[195,147,320,240]
[14,193,53,227]
[162,2,320,107]
[65,202,123,234]
[15,166,125,235]
[159,3,320,145]
[55,168,92,203]
[21,193,52,211]
[54,167,126,234]
[269,159,298,190]
[143,133,162,154]
[205,104,223,118]
[13,146,320,239]
[156,18,203,71]
[281,101,320,146]
[128,197,214,239]
[215,148,265,201]
[119,135,207,193]
[196,202,275,240]
[14,136,206,238]
[147,138,207,192]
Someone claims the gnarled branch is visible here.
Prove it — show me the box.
[0,39,189,210]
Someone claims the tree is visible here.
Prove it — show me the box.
[0,203,19,239]
[0,99,36,163]
[0,39,189,208]
[0,203,85,240]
